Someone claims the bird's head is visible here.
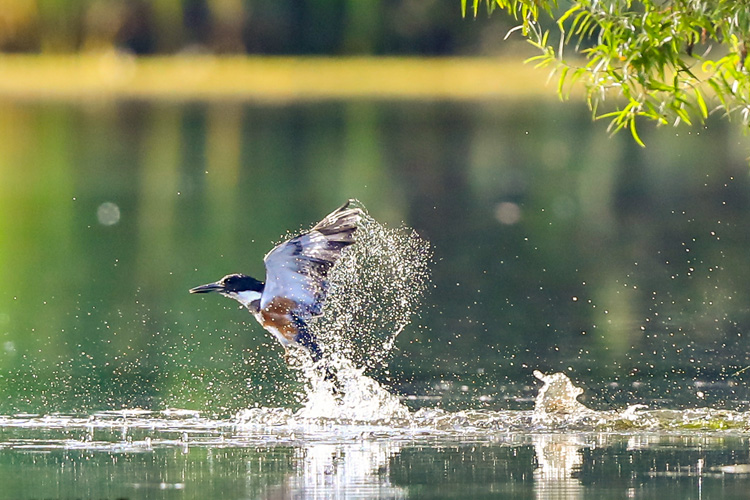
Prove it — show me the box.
[190,273,264,309]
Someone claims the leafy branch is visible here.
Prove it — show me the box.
[464,0,750,146]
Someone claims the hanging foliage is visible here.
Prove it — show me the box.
[464,0,750,145]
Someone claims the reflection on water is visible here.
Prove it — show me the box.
[533,434,586,499]
[4,412,750,499]
[282,442,406,500]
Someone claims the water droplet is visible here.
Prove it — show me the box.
[97,202,121,226]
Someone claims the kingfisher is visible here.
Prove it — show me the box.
[189,200,364,365]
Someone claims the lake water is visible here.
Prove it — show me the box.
[1,96,750,498]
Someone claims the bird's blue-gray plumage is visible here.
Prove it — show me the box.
[261,200,363,321]
[190,199,364,367]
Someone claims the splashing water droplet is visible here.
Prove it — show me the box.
[294,201,431,422]
[532,370,593,425]
[312,204,431,370]
[296,357,410,423]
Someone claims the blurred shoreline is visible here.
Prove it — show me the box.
[0,54,564,102]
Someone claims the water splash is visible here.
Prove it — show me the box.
[295,358,410,423]
[312,200,431,370]
[286,200,430,422]
[531,370,594,425]
[527,371,750,432]
[4,372,750,447]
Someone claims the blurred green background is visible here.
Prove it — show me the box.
[1,1,750,416]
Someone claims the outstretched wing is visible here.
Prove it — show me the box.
[260,200,364,317]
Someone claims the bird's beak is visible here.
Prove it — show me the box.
[189,282,224,294]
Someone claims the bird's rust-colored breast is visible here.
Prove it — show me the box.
[258,296,299,343]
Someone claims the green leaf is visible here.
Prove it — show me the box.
[557,4,580,32]
[630,118,646,147]
[557,65,569,97]
[694,88,708,119]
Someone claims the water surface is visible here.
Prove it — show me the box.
[3,372,750,499]
[1,97,750,498]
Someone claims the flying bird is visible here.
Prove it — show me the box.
[189,200,364,365]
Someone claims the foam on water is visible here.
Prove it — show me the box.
[294,358,410,423]
[5,384,733,440]
[4,372,750,451]
[230,370,750,436]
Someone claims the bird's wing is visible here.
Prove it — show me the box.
[261,200,364,317]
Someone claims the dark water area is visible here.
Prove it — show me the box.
[1,97,750,498]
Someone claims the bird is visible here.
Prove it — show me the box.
[189,199,364,366]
